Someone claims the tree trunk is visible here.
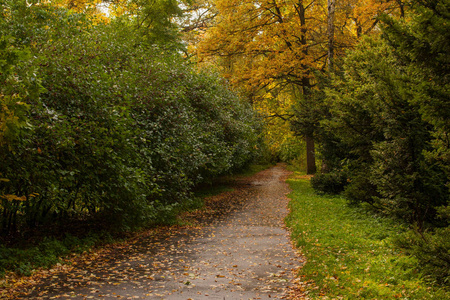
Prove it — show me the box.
[327,0,336,71]
[306,134,316,174]
[296,1,316,175]
[396,0,405,18]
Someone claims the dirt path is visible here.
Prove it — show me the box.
[6,164,303,299]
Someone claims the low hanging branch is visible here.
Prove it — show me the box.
[265,112,295,121]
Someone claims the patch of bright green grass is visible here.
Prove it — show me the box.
[286,176,449,299]
[0,232,112,279]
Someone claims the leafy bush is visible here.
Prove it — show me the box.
[279,135,304,163]
[0,4,263,233]
[311,171,348,195]
[0,36,41,146]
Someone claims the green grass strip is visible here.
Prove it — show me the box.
[0,233,112,279]
[285,176,449,299]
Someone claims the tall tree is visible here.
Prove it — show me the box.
[101,0,192,49]
[327,0,336,71]
[381,0,450,184]
[180,0,218,55]
[196,0,327,173]
[316,1,450,281]
[196,0,404,173]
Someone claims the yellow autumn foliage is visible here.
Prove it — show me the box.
[192,0,405,157]
[51,0,109,23]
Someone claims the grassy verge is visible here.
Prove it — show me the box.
[0,232,114,280]
[285,174,449,299]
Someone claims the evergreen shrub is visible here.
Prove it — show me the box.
[310,171,348,195]
[395,226,450,284]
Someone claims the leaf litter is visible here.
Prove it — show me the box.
[2,164,309,299]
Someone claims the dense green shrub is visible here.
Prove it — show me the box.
[310,171,348,195]
[343,170,380,207]
[0,3,263,233]
[321,36,448,222]
[395,226,450,285]
[279,135,304,163]
[0,36,41,146]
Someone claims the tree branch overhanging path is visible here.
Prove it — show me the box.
[6,164,307,300]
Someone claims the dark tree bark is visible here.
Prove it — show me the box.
[327,0,336,71]
[305,134,316,174]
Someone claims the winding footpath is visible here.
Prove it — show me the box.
[6,165,305,299]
